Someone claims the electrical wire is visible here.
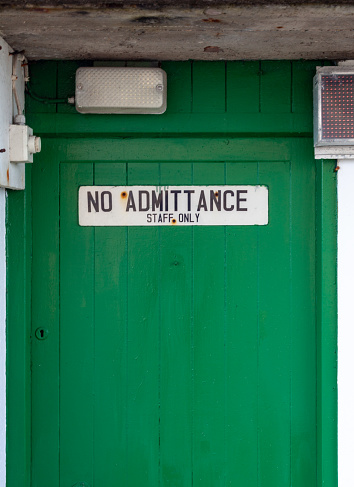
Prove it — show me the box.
[26,83,69,104]
[13,81,22,113]
[12,54,23,115]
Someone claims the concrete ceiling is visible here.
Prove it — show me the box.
[1,1,354,60]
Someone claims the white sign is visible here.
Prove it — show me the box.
[78,185,268,226]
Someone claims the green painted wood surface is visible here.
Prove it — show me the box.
[60,162,95,487]
[316,159,338,487]
[26,60,326,137]
[31,142,60,487]
[260,61,292,113]
[159,162,193,486]
[227,61,260,113]
[29,139,332,487]
[6,164,32,487]
[6,61,337,487]
[94,163,128,486]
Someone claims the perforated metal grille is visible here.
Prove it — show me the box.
[321,74,354,139]
[75,67,166,114]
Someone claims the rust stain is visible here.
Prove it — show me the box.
[121,191,127,198]
[6,169,9,184]
[172,219,177,225]
[277,26,284,29]
[202,18,221,23]
[215,191,219,197]
[334,165,340,172]
[204,46,223,53]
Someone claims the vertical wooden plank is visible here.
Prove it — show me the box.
[31,141,60,487]
[316,159,337,487]
[162,62,192,113]
[126,163,160,486]
[93,163,128,486]
[290,140,317,486]
[159,162,193,486]
[0,189,6,487]
[260,61,292,113]
[257,160,291,486]
[59,162,94,487]
[26,61,58,113]
[227,61,260,113]
[225,161,259,486]
[192,61,226,113]
[292,61,319,113]
[125,61,155,67]
[6,167,32,487]
[57,61,91,114]
[24,164,32,484]
[193,162,226,486]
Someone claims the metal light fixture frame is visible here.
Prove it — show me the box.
[314,63,354,159]
[75,67,167,115]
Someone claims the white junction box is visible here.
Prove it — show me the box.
[9,125,41,163]
[0,36,41,189]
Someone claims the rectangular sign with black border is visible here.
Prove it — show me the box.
[78,185,268,226]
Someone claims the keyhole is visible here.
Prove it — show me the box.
[35,327,49,340]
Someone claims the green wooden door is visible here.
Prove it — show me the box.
[31,137,320,487]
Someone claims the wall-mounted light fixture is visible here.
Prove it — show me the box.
[314,62,354,159]
[75,67,167,115]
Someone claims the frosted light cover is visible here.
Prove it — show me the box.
[75,67,167,114]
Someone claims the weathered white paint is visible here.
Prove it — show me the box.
[0,35,10,487]
[0,187,6,487]
[0,36,26,190]
[338,160,354,487]
[0,35,27,487]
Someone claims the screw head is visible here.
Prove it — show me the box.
[156,84,163,92]
[77,83,83,91]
